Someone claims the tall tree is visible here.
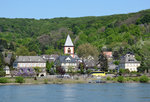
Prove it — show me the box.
[98,52,108,71]
[77,43,99,59]
[16,46,30,56]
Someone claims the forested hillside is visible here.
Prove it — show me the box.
[0,9,150,58]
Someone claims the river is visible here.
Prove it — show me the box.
[0,83,150,102]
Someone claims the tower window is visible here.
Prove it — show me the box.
[68,48,71,53]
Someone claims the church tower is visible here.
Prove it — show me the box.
[64,35,74,58]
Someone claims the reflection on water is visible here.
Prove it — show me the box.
[0,83,150,102]
[63,84,77,102]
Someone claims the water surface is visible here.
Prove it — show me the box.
[0,83,150,102]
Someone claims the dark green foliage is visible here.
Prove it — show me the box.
[113,51,120,60]
[0,9,150,72]
[0,9,149,55]
[98,53,108,71]
[0,39,8,50]
[139,75,149,83]
[0,52,5,77]
[132,77,139,82]
[0,52,4,68]
[46,61,54,74]
[79,62,85,74]
[119,69,130,76]
[113,61,120,65]
[0,77,8,83]
[15,76,25,83]
[117,76,125,83]
[0,71,5,77]
[106,76,111,80]
[140,14,150,24]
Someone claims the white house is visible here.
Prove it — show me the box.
[55,55,77,72]
[4,66,10,77]
[13,56,46,77]
[13,56,46,68]
[119,52,140,72]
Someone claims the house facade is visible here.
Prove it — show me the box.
[3,66,11,77]
[55,56,77,72]
[13,56,46,77]
[13,56,46,68]
[119,52,140,72]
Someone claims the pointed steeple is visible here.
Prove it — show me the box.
[64,35,74,46]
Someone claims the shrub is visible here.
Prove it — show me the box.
[0,71,6,77]
[15,76,25,83]
[119,69,130,76]
[0,77,8,83]
[44,79,48,84]
[132,77,139,82]
[125,77,131,81]
[75,77,79,80]
[106,76,111,80]
[117,76,125,83]
[112,77,117,82]
[139,75,149,83]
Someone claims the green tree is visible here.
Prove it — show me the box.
[16,46,30,56]
[77,43,99,59]
[79,62,85,74]
[98,53,108,71]
[15,76,25,83]
[113,51,120,60]
[46,61,54,74]
[139,75,149,83]
[140,41,150,73]
[34,67,42,76]
[140,14,150,24]
[113,60,120,65]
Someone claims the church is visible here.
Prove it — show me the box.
[54,35,77,72]
[64,34,74,58]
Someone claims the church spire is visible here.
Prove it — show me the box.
[64,35,74,58]
[64,35,74,46]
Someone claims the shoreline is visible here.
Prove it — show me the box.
[0,75,150,86]
[0,79,149,86]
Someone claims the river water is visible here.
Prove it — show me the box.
[0,83,150,102]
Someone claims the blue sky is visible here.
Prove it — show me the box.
[0,0,150,19]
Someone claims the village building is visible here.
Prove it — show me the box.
[108,62,117,71]
[54,55,77,72]
[119,52,141,72]
[41,54,59,63]
[103,51,113,60]
[84,59,97,70]
[64,35,74,58]
[54,35,78,71]
[3,66,11,77]
[13,56,46,77]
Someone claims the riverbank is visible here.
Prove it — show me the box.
[0,75,150,85]
[0,77,89,85]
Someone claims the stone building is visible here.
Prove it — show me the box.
[13,56,46,77]
[119,52,141,72]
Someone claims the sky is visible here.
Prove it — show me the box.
[0,0,150,19]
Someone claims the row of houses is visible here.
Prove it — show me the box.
[3,35,141,77]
